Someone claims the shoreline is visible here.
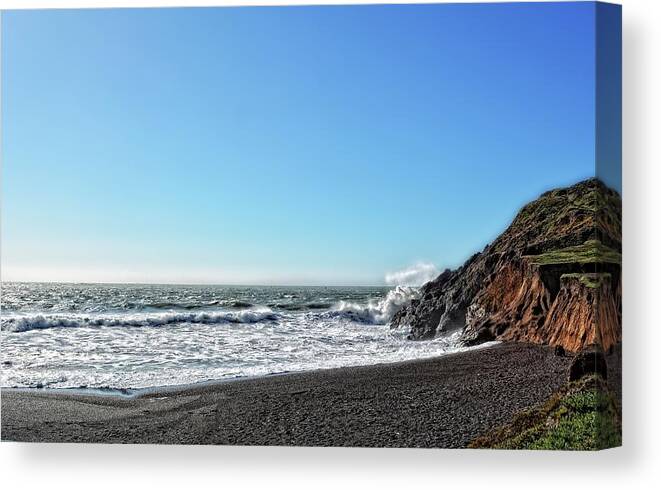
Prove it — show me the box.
[1,341,502,399]
[1,342,581,447]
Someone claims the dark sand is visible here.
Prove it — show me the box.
[2,343,577,447]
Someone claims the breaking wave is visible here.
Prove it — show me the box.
[1,308,279,333]
[327,286,418,324]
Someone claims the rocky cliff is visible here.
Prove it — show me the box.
[390,178,622,353]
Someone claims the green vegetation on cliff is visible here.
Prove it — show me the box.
[526,240,621,266]
[468,376,621,450]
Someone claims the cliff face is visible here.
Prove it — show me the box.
[390,179,622,353]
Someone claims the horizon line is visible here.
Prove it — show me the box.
[0,279,393,288]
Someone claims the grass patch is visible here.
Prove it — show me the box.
[526,240,621,266]
[468,376,621,450]
[560,272,611,289]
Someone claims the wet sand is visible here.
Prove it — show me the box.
[1,342,573,447]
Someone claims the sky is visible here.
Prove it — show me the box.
[1,3,619,286]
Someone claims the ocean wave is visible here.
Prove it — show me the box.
[1,308,279,333]
[270,302,333,311]
[325,286,418,324]
[306,302,332,310]
[145,300,224,310]
[230,301,254,308]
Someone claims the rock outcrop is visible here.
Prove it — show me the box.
[390,178,621,353]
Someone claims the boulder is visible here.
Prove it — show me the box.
[568,348,608,381]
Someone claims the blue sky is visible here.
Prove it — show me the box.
[1,3,615,285]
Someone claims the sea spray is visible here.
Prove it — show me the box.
[330,286,419,324]
[385,262,439,287]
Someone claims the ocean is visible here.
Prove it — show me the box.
[1,282,465,390]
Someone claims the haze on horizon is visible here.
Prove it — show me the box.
[1,4,615,286]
